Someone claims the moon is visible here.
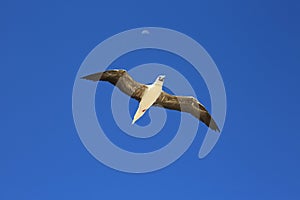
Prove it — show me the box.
[141,30,150,35]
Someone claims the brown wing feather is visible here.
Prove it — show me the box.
[154,92,220,132]
[81,69,220,132]
[81,69,147,101]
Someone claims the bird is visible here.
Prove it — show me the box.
[81,69,220,132]
[131,75,165,124]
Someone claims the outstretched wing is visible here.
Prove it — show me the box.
[81,69,147,101]
[81,69,220,132]
[154,92,220,132]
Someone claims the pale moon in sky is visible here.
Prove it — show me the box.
[141,30,150,35]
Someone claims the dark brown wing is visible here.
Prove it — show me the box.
[154,92,220,132]
[81,69,147,101]
[81,69,220,132]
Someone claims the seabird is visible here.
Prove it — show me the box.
[132,75,165,124]
[81,69,220,132]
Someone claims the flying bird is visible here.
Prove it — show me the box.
[81,69,220,132]
[131,75,165,124]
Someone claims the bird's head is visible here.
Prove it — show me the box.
[155,75,166,84]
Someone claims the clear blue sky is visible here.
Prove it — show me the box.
[1,0,300,199]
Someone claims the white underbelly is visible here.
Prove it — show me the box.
[139,86,162,109]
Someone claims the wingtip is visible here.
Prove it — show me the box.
[80,75,92,80]
[213,124,221,132]
[80,73,101,82]
[210,120,221,133]
[215,125,221,132]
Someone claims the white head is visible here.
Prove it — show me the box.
[155,75,166,85]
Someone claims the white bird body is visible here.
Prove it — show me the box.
[132,75,165,124]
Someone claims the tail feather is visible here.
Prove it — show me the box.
[132,109,147,124]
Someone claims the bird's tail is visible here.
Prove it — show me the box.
[132,108,146,124]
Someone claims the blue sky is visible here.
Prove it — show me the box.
[1,0,300,199]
